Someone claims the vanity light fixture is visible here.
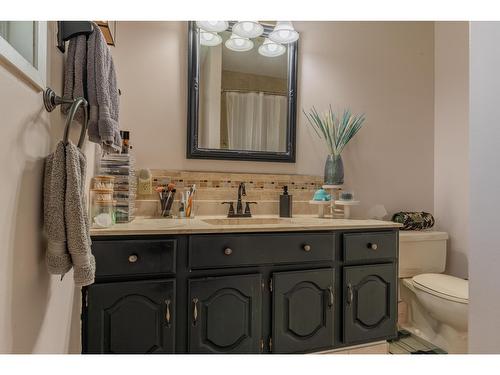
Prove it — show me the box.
[258,38,286,57]
[225,33,254,52]
[269,21,299,44]
[200,31,222,46]
[232,21,264,39]
[196,21,229,33]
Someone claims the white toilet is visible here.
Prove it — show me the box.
[398,231,469,353]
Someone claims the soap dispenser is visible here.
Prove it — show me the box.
[279,185,293,217]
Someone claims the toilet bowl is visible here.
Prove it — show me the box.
[398,231,469,353]
[401,273,468,353]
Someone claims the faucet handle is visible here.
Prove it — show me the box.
[244,201,258,215]
[221,201,235,216]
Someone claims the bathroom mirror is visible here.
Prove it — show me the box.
[187,21,298,162]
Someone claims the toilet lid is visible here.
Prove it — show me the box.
[412,273,469,304]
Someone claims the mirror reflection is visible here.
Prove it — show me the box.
[198,27,289,153]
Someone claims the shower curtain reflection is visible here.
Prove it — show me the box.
[225,91,287,152]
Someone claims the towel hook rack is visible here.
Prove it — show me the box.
[43,87,89,149]
[57,21,94,53]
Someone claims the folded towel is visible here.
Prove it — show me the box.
[87,22,122,153]
[44,142,72,275]
[62,34,87,123]
[65,142,95,286]
[62,23,121,153]
[43,141,95,286]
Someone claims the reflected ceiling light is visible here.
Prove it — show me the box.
[232,21,264,39]
[258,38,286,57]
[225,33,254,52]
[200,31,222,46]
[196,21,228,33]
[269,21,299,44]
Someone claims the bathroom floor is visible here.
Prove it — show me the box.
[388,330,447,354]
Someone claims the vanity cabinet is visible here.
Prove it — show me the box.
[83,229,398,354]
[272,268,335,353]
[84,279,176,354]
[188,274,263,353]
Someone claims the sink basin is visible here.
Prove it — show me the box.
[201,217,289,226]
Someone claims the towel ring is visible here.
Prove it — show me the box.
[63,97,88,149]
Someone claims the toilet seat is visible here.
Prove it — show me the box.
[412,273,469,304]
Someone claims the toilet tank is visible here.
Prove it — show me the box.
[398,231,448,278]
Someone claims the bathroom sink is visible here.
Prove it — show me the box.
[201,217,289,226]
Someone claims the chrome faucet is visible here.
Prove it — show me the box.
[221,182,257,218]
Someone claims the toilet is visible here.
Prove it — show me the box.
[398,231,469,353]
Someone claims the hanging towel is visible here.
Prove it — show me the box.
[62,34,87,123]
[62,23,121,153]
[86,22,121,153]
[43,141,95,287]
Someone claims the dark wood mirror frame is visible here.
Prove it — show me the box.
[186,21,298,163]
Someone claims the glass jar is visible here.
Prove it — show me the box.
[91,200,116,228]
[92,175,115,190]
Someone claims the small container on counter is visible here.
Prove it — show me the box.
[90,189,114,202]
[279,185,293,218]
[91,175,115,190]
[91,200,116,228]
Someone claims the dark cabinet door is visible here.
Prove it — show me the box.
[188,274,262,353]
[85,279,175,353]
[272,268,335,353]
[343,264,397,344]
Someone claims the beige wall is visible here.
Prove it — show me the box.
[113,21,435,217]
[434,22,469,278]
[0,22,91,353]
[469,21,500,354]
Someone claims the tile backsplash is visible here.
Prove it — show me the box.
[135,170,324,217]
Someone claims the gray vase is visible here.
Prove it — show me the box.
[324,154,344,185]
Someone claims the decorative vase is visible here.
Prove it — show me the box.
[324,154,344,185]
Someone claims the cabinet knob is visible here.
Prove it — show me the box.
[368,243,378,250]
[303,244,312,252]
[224,248,233,256]
[128,254,138,263]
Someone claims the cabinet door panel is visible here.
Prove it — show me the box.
[188,274,262,353]
[343,264,396,344]
[273,268,335,353]
[86,279,175,353]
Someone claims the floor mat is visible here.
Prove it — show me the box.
[388,329,447,354]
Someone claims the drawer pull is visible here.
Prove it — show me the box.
[224,248,233,256]
[165,299,171,325]
[192,298,199,325]
[303,244,312,252]
[328,286,334,307]
[367,243,378,250]
[347,283,353,305]
[128,254,138,263]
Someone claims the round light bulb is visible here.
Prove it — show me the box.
[232,21,264,38]
[269,21,299,44]
[225,33,254,52]
[258,38,286,57]
[200,31,222,46]
[196,21,228,33]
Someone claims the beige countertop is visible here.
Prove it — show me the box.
[90,215,401,236]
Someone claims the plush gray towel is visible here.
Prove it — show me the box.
[87,22,121,153]
[62,35,87,123]
[62,23,121,153]
[43,141,95,287]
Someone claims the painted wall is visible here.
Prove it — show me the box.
[469,21,500,354]
[0,22,92,353]
[434,22,469,278]
[111,21,435,218]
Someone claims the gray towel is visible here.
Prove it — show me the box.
[62,23,121,153]
[87,22,121,153]
[43,141,95,287]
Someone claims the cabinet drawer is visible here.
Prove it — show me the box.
[189,232,334,269]
[343,232,397,263]
[92,239,176,278]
